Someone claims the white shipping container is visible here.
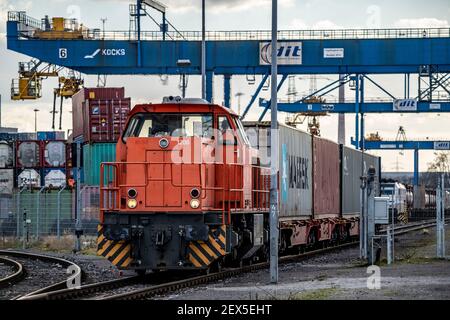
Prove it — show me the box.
[0,169,14,195]
[244,122,313,219]
[44,170,66,188]
[0,142,13,168]
[18,169,41,188]
[44,141,66,167]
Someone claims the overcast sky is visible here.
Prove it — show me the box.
[1,0,450,172]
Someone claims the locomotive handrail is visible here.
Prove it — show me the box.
[100,161,271,223]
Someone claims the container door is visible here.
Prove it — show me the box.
[88,100,111,142]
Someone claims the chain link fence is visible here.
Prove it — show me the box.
[0,186,100,240]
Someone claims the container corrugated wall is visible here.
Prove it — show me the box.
[341,146,381,216]
[82,143,116,186]
[244,123,313,218]
[341,146,363,216]
[279,125,312,218]
[313,136,340,218]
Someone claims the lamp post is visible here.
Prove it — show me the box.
[201,0,206,100]
[235,92,244,115]
[270,0,279,284]
[33,109,40,132]
[101,18,107,40]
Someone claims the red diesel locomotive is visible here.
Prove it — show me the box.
[97,97,378,273]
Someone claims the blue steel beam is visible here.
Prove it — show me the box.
[258,75,288,122]
[272,101,450,113]
[7,21,450,75]
[351,139,450,187]
[223,74,231,108]
[241,73,270,120]
[351,140,450,150]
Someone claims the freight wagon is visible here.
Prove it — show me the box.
[97,98,381,274]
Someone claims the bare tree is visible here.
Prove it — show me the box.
[427,152,450,173]
[423,152,450,188]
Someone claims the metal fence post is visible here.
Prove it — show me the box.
[57,186,66,239]
[16,186,27,239]
[36,186,45,240]
[437,174,445,258]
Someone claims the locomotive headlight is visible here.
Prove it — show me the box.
[190,199,200,209]
[127,199,138,209]
[128,188,138,199]
[190,188,200,199]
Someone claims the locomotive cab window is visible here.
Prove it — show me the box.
[218,116,237,146]
[123,113,213,140]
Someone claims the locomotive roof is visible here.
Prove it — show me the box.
[129,103,238,117]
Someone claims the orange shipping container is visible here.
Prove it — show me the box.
[312,136,340,218]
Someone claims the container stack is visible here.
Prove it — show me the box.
[16,139,42,188]
[72,87,131,186]
[0,136,15,219]
[14,131,69,189]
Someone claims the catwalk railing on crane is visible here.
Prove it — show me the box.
[7,13,450,41]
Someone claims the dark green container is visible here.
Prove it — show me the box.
[82,143,117,186]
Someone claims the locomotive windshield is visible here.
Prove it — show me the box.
[123,113,213,140]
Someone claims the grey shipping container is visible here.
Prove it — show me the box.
[244,122,313,219]
[0,169,14,195]
[341,146,381,216]
[17,141,41,168]
[0,141,13,168]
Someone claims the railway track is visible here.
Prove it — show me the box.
[17,218,447,301]
[0,256,25,289]
[0,250,82,300]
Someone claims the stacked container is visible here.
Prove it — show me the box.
[72,88,130,143]
[16,140,42,188]
[43,140,67,188]
[72,87,131,186]
[0,141,15,196]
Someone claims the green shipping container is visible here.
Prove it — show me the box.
[82,143,117,186]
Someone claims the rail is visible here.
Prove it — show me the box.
[100,161,270,225]
[0,256,25,289]
[7,13,450,41]
[0,250,83,300]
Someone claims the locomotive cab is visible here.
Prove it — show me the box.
[98,98,269,272]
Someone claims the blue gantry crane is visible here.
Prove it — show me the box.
[5,1,450,186]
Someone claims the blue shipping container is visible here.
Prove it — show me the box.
[0,133,18,141]
[37,131,65,141]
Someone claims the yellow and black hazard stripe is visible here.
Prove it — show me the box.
[187,225,227,268]
[398,211,409,224]
[97,225,132,269]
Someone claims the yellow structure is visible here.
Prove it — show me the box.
[34,17,86,40]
